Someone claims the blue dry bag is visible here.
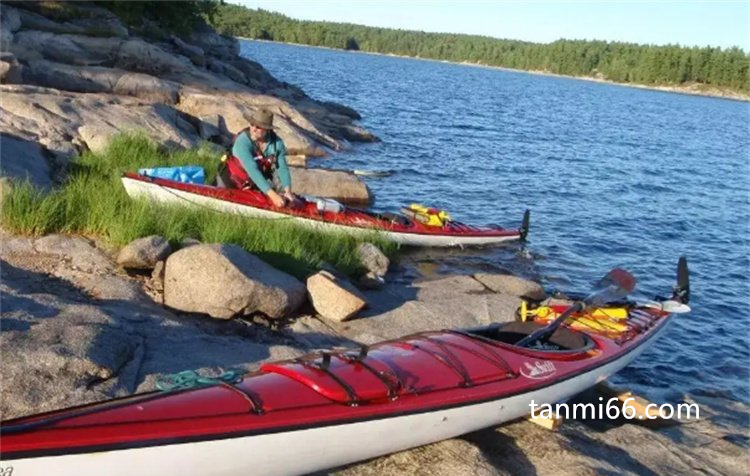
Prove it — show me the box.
[138,166,205,185]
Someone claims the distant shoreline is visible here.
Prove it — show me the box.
[239,37,750,103]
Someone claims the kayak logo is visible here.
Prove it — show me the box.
[520,360,556,380]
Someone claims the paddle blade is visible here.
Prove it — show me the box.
[520,209,530,241]
[588,268,636,307]
[673,256,690,304]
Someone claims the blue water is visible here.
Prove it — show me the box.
[240,40,750,405]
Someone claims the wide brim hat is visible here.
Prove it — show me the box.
[249,109,275,130]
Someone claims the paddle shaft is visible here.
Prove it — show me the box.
[516,301,584,347]
[516,268,636,348]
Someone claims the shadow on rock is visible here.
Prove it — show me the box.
[1,259,87,301]
[0,133,53,189]
[561,425,663,476]
[1,294,59,321]
[1,318,32,332]
[461,427,539,476]
[357,281,420,317]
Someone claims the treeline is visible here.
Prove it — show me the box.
[210,4,749,92]
[95,0,219,34]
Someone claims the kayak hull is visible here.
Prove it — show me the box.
[1,313,671,476]
[120,174,524,247]
[4,327,662,476]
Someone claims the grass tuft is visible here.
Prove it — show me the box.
[2,133,397,278]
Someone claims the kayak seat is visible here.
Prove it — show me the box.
[470,322,594,352]
[381,212,412,226]
[360,210,412,226]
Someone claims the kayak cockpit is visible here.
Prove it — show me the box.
[466,321,596,353]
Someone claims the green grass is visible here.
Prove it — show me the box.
[2,133,398,278]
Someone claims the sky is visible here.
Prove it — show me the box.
[235,1,750,50]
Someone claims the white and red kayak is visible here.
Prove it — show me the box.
[120,173,529,247]
[0,262,690,476]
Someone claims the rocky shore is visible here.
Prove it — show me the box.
[1,3,747,476]
[2,231,747,476]
[0,2,375,201]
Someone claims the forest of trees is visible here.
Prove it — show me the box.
[209,4,749,93]
[94,0,219,34]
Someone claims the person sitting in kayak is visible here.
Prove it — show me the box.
[218,109,294,208]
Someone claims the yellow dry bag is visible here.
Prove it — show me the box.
[400,204,452,227]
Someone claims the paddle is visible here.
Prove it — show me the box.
[673,256,690,304]
[516,268,636,348]
[638,257,691,313]
[519,209,530,241]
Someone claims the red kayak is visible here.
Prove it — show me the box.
[121,172,529,247]
[0,260,689,476]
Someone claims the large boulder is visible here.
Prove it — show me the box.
[163,244,306,319]
[357,243,389,277]
[307,271,367,322]
[356,243,390,289]
[117,235,172,270]
[291,167,372,205]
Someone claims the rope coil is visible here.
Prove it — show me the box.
[156,369,243,391]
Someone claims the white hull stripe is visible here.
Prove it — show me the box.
[121,177,520,247]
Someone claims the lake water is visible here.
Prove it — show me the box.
[240,40,750,405]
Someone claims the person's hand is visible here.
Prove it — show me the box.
[283,190,295,202]
[267,190,286,208]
